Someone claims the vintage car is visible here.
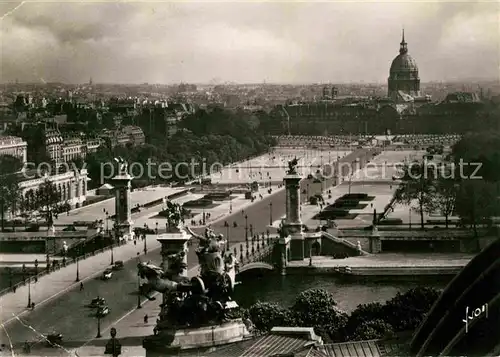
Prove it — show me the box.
[96,306,110,317]
[112,261,124,270]
[89,297,106,308]
[45,333,63,347]
[102,269,113,280]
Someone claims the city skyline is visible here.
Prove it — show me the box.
[1,1,499,84]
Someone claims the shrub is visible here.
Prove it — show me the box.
[382,287,440,331]
[248,302,295,333]
[350,319,396,341]
[290,289,349,341]
[346,302,385,334]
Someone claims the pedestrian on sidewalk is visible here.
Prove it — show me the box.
[31,302,35,310]
[80,282,84,291]
[144,314,148,324]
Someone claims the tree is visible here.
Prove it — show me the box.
[382,287,440,331]
[346,302,385,335]
[427,177,459,228]
[290,288,349,342]
[394,163,435,229]
[0,155,23,175]
[455,180,498,237]
[0,156,22,231]
[350,319,395,341]
[248,301,295,333]
[34,179,61,226]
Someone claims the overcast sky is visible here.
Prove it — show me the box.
[1,1,499,84]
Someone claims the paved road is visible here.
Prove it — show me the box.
[2,149,373,353]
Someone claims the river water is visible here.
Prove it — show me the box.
[233,274,449,313]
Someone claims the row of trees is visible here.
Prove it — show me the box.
[244,287,440,343]
[0,155,68,231]
[85,108,276,188]
[394,132,500,234]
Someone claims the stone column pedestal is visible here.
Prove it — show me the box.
[112,173,134,240]
[156,226,190,309]
[157,227,190,275]
[143,226,251,356]
[283,174,305,261]
[276,236,291,275]
[370,226,381,254]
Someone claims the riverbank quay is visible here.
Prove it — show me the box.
[286,253,473,278]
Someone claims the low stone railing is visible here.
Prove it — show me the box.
[0,240,127,297]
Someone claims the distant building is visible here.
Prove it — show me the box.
[101,125,145,148]
[388,30,423,103]
[122,125,146,146]
[17,123,102,167]
[18,168,89,209]
[0,135,27,163]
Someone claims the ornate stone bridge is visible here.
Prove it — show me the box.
[230,230,369,276]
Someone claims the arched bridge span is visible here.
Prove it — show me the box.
[237,262,274,274]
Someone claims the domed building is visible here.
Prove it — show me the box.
[388,30,422,102]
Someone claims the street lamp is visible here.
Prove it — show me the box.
[105,211,109,233]
[202,208,206,225]
[96,311,102,338]
[137,260,142,309]
[244,215,248,240]
[34,259,38,282]
[143,224,148,255]
[27,276,32,308]
[110,228,115,265]
[269,202,273,226]
[75,247,80,282]
[22,264,31,308]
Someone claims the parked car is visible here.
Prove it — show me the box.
[102,269,113,280]
[63,225,76,231]
[45,333,63,347]
[96,306,110,317]
[112,261,124,270]
[89,297,106,308]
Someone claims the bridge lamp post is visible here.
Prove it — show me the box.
[105,211,109,233]
[143,223,148,255]
[96,311,102,338]
[75,246,80,282]
[137,255,142,309]
[269,202,273,226]
[111,226,116,265]
[245,215,248,240]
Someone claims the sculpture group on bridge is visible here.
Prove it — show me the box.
[165,200,185,229]
[287,157,299,175]
[114,157,128,176]
[137,209,239,330]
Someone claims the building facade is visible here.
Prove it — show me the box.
[19,168,89,209]
[0,135,27,163]
[102,125,145,148]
